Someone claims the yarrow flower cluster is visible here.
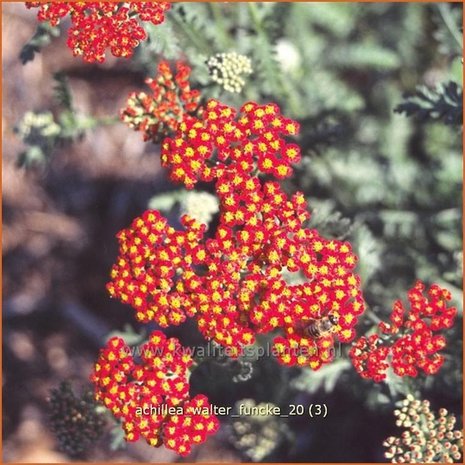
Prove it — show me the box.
[107,210,207,327]
[349,281,457,381]
[121,61,201,143]
[107,200,364,365]
[384,395,463,463]
[207,52,253,93]
[26,2,171,62]
[109,98,365,368]
[24,1,458,455]
[90,331,219,456]
[162,99,301,189]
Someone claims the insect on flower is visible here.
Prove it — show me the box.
[300,313,340,339]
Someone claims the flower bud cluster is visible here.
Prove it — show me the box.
[207,52,253,93]
[121,61,201,143]
[228,399,289,461]
[384,395,463,463]
[48,381,105,457]
[181,191,219,226]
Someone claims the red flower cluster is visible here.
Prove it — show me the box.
[207,173,364,367]
[104,96,366,455]
[26,2,170,62]
[349,334,390,382]
[161,99,301,189]
[162,395,219,456]
[121,61,201,143]
[90,331,219,456]
[108,174,365,366]
[350,281,457,381]
[107,210,207,327]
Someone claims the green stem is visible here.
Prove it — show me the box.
[95,115,121,126]
[364,307,383,325]
[401,376,418,397]
[75,115,120,131]
[247,3,265,39]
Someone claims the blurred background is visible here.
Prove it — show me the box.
[2,2,463,462]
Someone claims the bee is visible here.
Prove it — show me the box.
[301,313,339,339]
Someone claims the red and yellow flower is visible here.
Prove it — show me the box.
[90,331,219,455]
[26,2,171,62]
[161,99,301,189]
[350,281,457,381]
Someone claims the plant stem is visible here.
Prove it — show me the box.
[365,307,383,325]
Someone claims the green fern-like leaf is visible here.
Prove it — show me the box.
[395,81,463,126]
[168,3,216,56]
[328,42,400,70]
[352,223,383,283]
[136,22,182,68]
